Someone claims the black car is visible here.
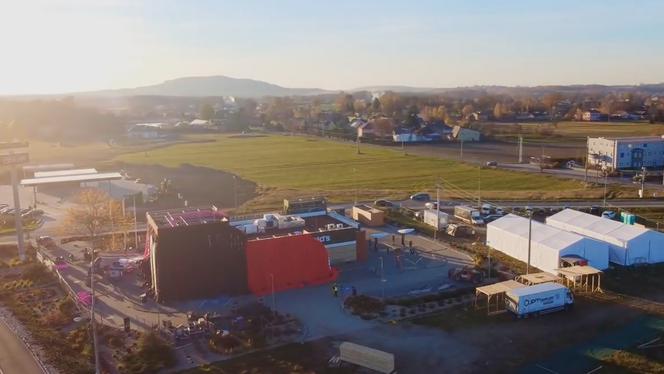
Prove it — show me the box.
[410,193,431,201]
[373,199,395,208]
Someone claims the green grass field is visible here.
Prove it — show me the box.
[116,134,598,209]
[477,121,664,143]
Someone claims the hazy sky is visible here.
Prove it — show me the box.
[1,0,663,94]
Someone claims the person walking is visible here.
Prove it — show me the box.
[332,283,339,297]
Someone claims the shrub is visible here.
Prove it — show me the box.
[344,295,385,315]
[122,330,175,374]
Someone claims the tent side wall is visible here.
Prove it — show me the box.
[645,232,664,263]
[486,224,561,275]
[583,240,610,270]
[547,217,628,266]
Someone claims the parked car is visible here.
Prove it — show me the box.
[37,236,56,248]
[589,206,601,216]
[410,193,431,201]
[485,160,498,167]
[495,207,505,216]
[560,254,589,268]
[601,210,617,220]
[424,202,439,210]
[373,199,395,208]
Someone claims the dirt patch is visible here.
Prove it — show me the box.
[117,163,257,211]
[422,298,645,373]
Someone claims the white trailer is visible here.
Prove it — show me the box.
[505,283,573,318]
[454,205,484,225]
[423,209,449,230]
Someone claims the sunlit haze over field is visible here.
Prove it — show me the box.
[0,0,663,94]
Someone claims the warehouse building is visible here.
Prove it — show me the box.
[546,209,664,265]
[144,205,367,302]
[486,214,609,274]
[587,136,664,171]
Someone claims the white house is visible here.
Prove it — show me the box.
[190,119,211,126]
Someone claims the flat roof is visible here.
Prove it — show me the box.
[508,282,565,297]
[516,272,560,285]
[476,280,525,296]
[20,172,122,186]
[557,265,602,277]
[23,163,75,172]
[34,168,98,178]
[147,207,227,229]
[595,136,664,142]
[244,213,352,240]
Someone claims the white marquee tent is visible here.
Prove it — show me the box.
[487,214,609,274]
[546,209,664,265]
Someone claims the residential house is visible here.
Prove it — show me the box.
[357,117,395,139]
[582,109,605,122]
[450,126,480,142]
[190,119,211,126]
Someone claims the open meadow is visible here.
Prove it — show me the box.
[115,134,604,210]
[476,121,664,143]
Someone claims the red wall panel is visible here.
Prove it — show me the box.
[246,234,338,296]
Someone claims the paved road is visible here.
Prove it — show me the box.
[0,318,43,374]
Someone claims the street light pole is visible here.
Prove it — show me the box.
[90,225,101,374]
[527,211,532,275]
[434,181,441,240]
[603,171,608,208]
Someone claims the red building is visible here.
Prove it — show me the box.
[144,207,367,302]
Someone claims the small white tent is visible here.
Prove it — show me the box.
[487,214,609,274]
[546,209,664,265]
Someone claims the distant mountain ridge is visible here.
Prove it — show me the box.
[78,75,332,98]
[9,75,664,99]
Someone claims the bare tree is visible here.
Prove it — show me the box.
[60,189,133,250]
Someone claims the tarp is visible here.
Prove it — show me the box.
[487,214,609,274]
[246,234,338,296]
[547,209,664,265]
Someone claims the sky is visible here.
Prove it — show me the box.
[1,0,663,94]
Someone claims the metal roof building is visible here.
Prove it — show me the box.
[20,172,122,186]
[487,214,609,274]
[546,209,664,265]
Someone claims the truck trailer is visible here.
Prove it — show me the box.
[423,209,449,230]
[505,283,573,318]
[454,205,484,225]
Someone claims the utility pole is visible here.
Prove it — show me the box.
[233,175,238,209]
[402,140,406,156]
[477,166,481,208]
[353,168,358,205]
[356,134,361,155]
[584,137,589,183]
[603,171,608,208]
[133,195,139,251]
[459,140,464,161]
[90,226,101,374]
[640,166,646,199]
[434,180,441,240]
[518,136,523,163]
[527,211,532,275]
